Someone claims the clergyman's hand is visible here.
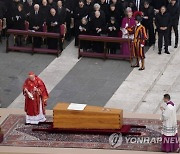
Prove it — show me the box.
[24,88,28,93]
[160,106,165,111]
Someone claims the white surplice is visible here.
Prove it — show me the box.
[161,101,178,136]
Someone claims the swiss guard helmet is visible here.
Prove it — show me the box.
[133,11,143,22]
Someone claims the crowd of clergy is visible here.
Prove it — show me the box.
[0,0,179,54]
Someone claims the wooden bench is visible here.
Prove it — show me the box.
[78,35,133,62]
[6,29,62,57]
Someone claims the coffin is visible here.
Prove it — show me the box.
[53,103,123,129]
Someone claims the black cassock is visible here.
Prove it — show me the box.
[29,11,44,48]
[12,10,26,30]
[6,1,22,29]
[151,0,169,9]
[155,12,171,52]
[41,5,51,22]
[0,1,6,19]
[56,6,66,25]
[12,9,26,46]
[74,6,88,46]
[64,0,76,40]
[78,22,89,50]
[85,2,94,19]
[107,9,120,25]
[47,14,60,50]
[167,2,179,46]
[98,1,109,21]
[107,22,119,54]
[90,16,106,53]
[24,2,34,21]
[141,5,155,46]
[90,10,106,23]
[109,0,124,24]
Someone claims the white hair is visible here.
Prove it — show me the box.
[94,3,101,10]
[126,7,132,13]
[34,4,40,8]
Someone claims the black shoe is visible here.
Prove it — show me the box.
[158,51,161,55]
[165,51,170,54]
[174,45,178,48]
[176,148,180,153]
[138,67,145,71]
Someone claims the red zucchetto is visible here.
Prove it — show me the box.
[28,72,35,75]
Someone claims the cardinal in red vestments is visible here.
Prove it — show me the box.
[23,72,49,124]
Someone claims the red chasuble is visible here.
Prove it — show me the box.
[23,76,49,116]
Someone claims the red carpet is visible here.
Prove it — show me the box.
[0,114,178,152]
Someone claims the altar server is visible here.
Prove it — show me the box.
[160,94,180,153]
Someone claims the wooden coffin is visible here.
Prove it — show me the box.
[53,103,123,129]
